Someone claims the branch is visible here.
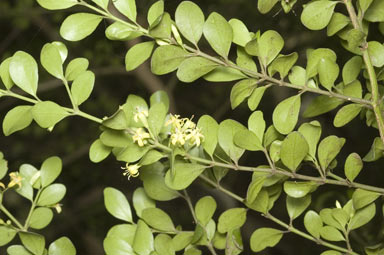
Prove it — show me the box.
[343,0,384,143]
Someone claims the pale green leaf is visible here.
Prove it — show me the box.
[268,53,298,78]
[48,237,76,255]
[113,0,137,22]
[175,1,205,45]
[334,104,362,127]
[306,48,337,79]
[303,95,343,118]
[272,95,301,135]
[3,105,33,136]
[298,121,322,159]
[105,22,142,41]
[60,13,103,41]
[365,0,384,22]
[203,12,233,58]
[342,56,363,85]
[177,57,218,83]
[125,41,155,71]
[40,156,62,187]
[9,51,38,96]
[133,220,154,255]
[29,207,53,230]
[230,79,257,109]
[250,228,283,252]
[257,0,279,14]
[142,208,175,232]
[248,86,267,111]
[37,183,66,206]
[217,208,247,233]
[133,187,156,218]
[155,234,175,255]
[318,57,339,90]
[344,153,363,182]
[0,226,17,246]
[92,0,109,10]
[280,132,309,171]
[258,30,284,67]
[151,45,187,75]
[320,226,345,241]
[301,1,338,30]
[286,195,311,221]
[352,188,380,210]
[0,57,14,89]
[248,110,266,144]
[229,19,251,47]
[40,43,64,79]
[218,119,247,162]
[327,12,349,36]
[32,101,69,128]
[195,196,217,226]
[104,187,133,223]
[349,203,376,230]
[284,181,317,198]
[147,1,164,26]
[318,136,346,171]
[164,162,205,190]
[148,103,166,137]
[368,41,384,67]
[7,245,33,255]
[19,232,45,255]
[197,115,219,157]
[71,70,95,106]
[65,58,89,81]
[36,0,77,10]
[204,66,247,82]
[304,210,323,238]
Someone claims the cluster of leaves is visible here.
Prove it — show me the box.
[0,154,76,255]
[0,0,384,254]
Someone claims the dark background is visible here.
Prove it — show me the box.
[0,0,383,254]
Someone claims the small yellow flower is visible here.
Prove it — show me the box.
[171,130,186,146]
[122,163,140,180]
[53,203,62,214]
[132,128,151,147]
[165,114,182,128]
[133,108,149,125]
[8,172,22,188]
[185,128,204,146]
[182,118,196,130]
[0,182,5,189]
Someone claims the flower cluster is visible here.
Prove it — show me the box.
[165,114,204,147]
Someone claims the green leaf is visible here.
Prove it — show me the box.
[286,195,311,221]
[9,51,38,96]
[327,12,350,36]
[298,121,322,159]
[65,58,89,81]
[195,196,217,226]
[359,0,374,12]
[218,119,247,162]
[363,137,384,162]
[3,105,33,136]
[364,0,384,22]
[172,232,194,251]
[272,95,301,135]
[147,1,164,26]
[248,110,266,144]
[217,208,247,233]
[36,0,77,10]
[0,157,8,181]
[306,48,337,79]
[303,95,343,118]
[40,43,64,79]
[100,130,132,148]
[102,108,128,130]
[230,79,257,109]
[248,86,267,111]
[40,156,62,187]
[60,13,103,41]
[320,226,345,241]
[175,1,205,45]
[29,207,53,230]
[352,188,380,210]
[318,57,339,90]
[236,47,257,71]
[92,0,109,10]
[269,140,282,162]
[288,66,306,86]
[155,234,175,255]
[345,153,363,182]
[142,208,175,232]
[71,70,95,106]
[318,136,346,172]
[89,139,111,163]
[334,104,362,127]
[368,41,384,67]
[105,22,142,41]
[349,203,376,230]
[268,53,298,78]
[125,41,155,71]
[133,220,154,255]
[165,162,206,190]
[19,232,45,255]
[151,45,187,75]
[150,90,169,111]
[203,12,233,58]
[148,103,166,137]
[48,237,76,255]
[32,101,69,129]
[0,57,14,89]
[258,30,284,67]
[149,12,172,39]
[140,163,180,201]
[104,187,133,223]
[229,19,251,47]
[204,66,246,82]
[301,1,338,30]
[304,210,323,238]
[177,57,218,83]
[234,130,263,151]
[139,150,164,166]
[197,115,219,157]
[280,132,309,171]
[250,228,283,252]
[284,181,317,198]
[7,245,33,255]
[257,0,279,14]
[37,183,66,206]
[104,224,136,254]
[113,0,137,22]
[133,187,156,218]
[320,208,343,230]
[342,56,363,85]
[342,80,362,98]
[0,226,17,246]
[246,177,266,205]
